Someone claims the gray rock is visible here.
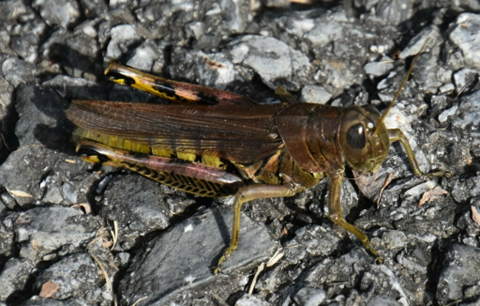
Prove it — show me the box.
[1,58,35,88]
[235,295,272,306]
[21,296,89,306]
[119,206,277,305]
[0,213,15,257]
[230,35,311,90]
[438,105,458,123]
[13,206,99,262]
[453,68,478,94]
[14,86,69,147]
[0,145,95,206]
[305,14,344,48]
[169,48,240,89]
[106,25,142,59]
[291,287,326,306]
[450,13,480,69]
[10,34,40,64]
[33,253,102,301]
[32,0,80,28]
[294,224,341,257]
[0,77,13,120]
[382,230,407,250]
[436,244,480,304]
[375,0,412,25]
[453,89,480,129]
[300,85,332,104]
[364,57,395,77]
[367,295,402,306]
[0,258,33,301]
[0,1,28,22]
[100,175,172,248]
[399,26,441,59]
[126,40,164,72]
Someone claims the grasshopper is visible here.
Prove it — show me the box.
[66,41,443,273]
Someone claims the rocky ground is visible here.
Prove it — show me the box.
[0,0,479,305]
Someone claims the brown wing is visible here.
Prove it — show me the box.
[66,100,285,163]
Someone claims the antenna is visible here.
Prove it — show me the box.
[376,38,431,130]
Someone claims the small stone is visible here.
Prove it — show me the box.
[294,224,341,257]
[438,105,458,123]
[436,244,480,304]
[382,230,407,250]
[0,258,33,301]
[229,35,310,90]
[14,206,99,262]
[452,89,480,129]
[399,26,441,59]
[119,206,277,305]
[300,85,332,104]
[450,13,480,69]
[126,40,164,72]
[364,57,395,77]
[438,83,455,94]
[100,175,171,245]
[106,25,142,59]
[305,16,343,48]
[1,58,34,88]
[32,0,80,28]
[292,287,326,306]
[235,295,272,306]
[367,295,402,306]
[375,0,412,25]
[34,253,101,300]
[0,145,95,206]
[453,68,477,94]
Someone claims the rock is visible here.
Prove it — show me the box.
[229,35,311,90]
[21,296,89,305]
[450,13,480,69]
[13,206,99,262]
[100,175,172,249]
[0,145,95,207]
[382,230,407,250]
[34,253,102,301]
[436,244,480,304]
[364,57,395,77]
[32,0,80,28]
[291,287,326,306]
[453,68,477,94]
[452,89,480,129]
[119,206,277,305]
[1,58,35,88]
[106,25,142,59]
[125,40,164,72]
[367,295,402,306]
[294,224,341,257]
[438,105,458,123]
[235,295,272,306]
[170,48,239,88]
[300,85,332,104]
[0,258,33,301]
[0,213,15,257]
[399,26,441,59]
[375,0,412,25]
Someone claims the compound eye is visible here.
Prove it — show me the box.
[347,123,366,149]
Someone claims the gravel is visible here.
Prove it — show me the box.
[0,1,479,305]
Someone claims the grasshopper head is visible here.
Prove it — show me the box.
[340,106,390,173]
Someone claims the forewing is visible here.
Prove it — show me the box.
[66,100,285,163]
